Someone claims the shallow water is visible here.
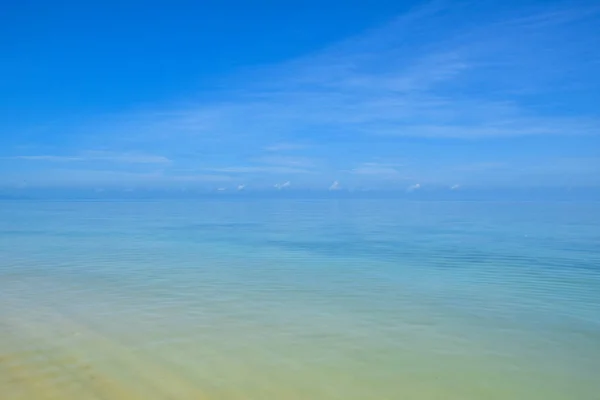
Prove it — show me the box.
[1,199,599,399]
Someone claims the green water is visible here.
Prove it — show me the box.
[1,200,599,399]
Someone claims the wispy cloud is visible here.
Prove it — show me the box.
[205,166,310,174]
[255,155,316,168]
[12,151,171,164]
[203,155,316,176]
[407,183,421,192]
[77,1,599,148]
[351,162,405,176]
[14,155,83,162]
[172,174,232,182]
[4,1,599,189]
[264,143,308,152]
[4,168,232,188]
[274,181,291,189]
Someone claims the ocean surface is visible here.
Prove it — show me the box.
[1,199,599,400]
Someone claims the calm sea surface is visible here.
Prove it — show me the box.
[1,199,599,399]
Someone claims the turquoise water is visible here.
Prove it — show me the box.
[1,199,599,399]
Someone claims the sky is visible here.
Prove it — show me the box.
[1,0,599,193]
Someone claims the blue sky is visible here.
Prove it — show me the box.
[1,0,599,192]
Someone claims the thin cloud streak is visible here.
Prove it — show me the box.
[352,162,404,176]
[205,166,311,174]
[4,169,233,188]
[264,143,309,152]
[12,151,171,164]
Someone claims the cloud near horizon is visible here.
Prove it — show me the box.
[11,151,171,164]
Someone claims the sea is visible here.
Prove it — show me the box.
[1,198,599,399]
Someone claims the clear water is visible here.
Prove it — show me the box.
[1,199,599,400]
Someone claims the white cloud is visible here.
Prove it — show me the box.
[97,152,171,164]
[203,155,316,176]
[255,155,315,168]
[1,169,232,187]
[206,166,309,174]
[13,155,79,162]
[264,143,308,151]
[329,180,341,190]
[406,183,421,192]
[12,151,171,164]
[351,162,404,176]
[173,174,232,182]
[274,181,291,189]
